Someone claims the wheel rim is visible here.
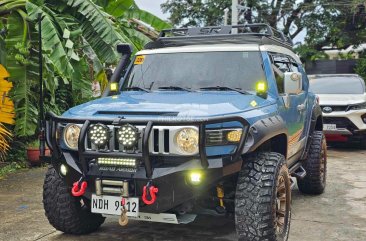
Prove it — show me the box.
[320,138,327,183]
[275,175,287,235]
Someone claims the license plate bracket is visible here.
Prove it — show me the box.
[91,194,139,217]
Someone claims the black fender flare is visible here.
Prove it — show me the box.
[300,102,323,160]
[245,115,288,157]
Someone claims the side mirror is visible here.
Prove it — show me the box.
[284,72,302,94]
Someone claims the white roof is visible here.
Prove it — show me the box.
[136,44,301,63]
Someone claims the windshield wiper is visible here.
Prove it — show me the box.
[199,86,251,95]
[124,86,150,92]
[158,86,193,92]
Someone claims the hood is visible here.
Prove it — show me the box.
[63,91,272,119]
[318,94,366,106]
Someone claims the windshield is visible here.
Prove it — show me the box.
[309,76,365,94]
[122,51,266,92]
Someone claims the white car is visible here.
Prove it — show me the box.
[309,74,366,145]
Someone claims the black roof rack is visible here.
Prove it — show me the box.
[144,23,293,50]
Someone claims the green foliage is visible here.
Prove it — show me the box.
[5,11,38,137]
[162,0,366,49]
[294,44,329,61]
[1,0,169,139]
[0,161,26,179]
[27,2,75,80]
[123,3,172,31]
[355,58,366,82]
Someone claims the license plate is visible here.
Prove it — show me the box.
[91,194,139,217]
[324,124,337,131]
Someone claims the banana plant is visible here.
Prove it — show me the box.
[1,0,171,137]
[0,64,14,161]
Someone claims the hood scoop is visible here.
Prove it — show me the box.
[94,111,179,117]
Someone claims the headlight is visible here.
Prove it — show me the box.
[117,124,139,148]
[64,124,81,149]
[349,102,366,110]
[88,124,110,147]
[175,128,199,154]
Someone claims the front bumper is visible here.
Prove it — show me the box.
[323,110,366,136]
[45,112,249,213]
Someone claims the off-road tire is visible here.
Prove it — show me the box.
[297,131,327,195]
[235,152,291,241]
[43,166,105,234]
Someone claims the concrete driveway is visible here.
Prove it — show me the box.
[0,147,365,241]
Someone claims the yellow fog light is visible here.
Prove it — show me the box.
[227,130,242,143]
[60,164,68,176]
[188,171,203,185]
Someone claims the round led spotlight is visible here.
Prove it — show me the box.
[88,124,110,147]
[118,124,139,148]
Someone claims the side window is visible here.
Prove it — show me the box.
[270,54,290,94]
[270,53,302,94]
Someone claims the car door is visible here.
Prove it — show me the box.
[270,53,308,161]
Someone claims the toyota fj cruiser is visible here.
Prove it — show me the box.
[42,24,326,241]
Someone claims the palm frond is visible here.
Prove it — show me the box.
[26,2,75,79]
[5,11,38,137]
[0,123,12,162]
[0,64,15,125]
[123,4,172,32]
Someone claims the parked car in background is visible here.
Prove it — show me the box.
[309,74,366,147]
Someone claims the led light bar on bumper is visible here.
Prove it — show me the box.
[97,158,137,167]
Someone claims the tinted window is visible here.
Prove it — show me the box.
[309,76,365,94]
[123,51,266,91]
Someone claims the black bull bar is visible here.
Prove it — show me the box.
[45,111,249,179]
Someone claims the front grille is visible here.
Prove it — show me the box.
[321,106,348,112]
[323,117,358,131]
[82,125,196,155]
[206,130,224,145]
[150,127,170,154]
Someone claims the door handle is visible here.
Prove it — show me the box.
[297,104,305,111]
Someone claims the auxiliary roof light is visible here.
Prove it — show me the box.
[256,81,267,92]
[117,124,139,148]
[110,82,118,92]
[88,124,110,147]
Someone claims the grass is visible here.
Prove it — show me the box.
[0,161,27,180]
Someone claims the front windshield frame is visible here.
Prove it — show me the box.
[121,51,267,93]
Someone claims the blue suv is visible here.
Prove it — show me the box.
[43,24,326,241]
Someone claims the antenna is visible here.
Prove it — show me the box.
[38,13,46,158]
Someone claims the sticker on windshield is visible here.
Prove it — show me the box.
[134,55,145,65]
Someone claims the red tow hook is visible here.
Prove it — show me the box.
[71,178,88,197]
[142,182,159,205]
